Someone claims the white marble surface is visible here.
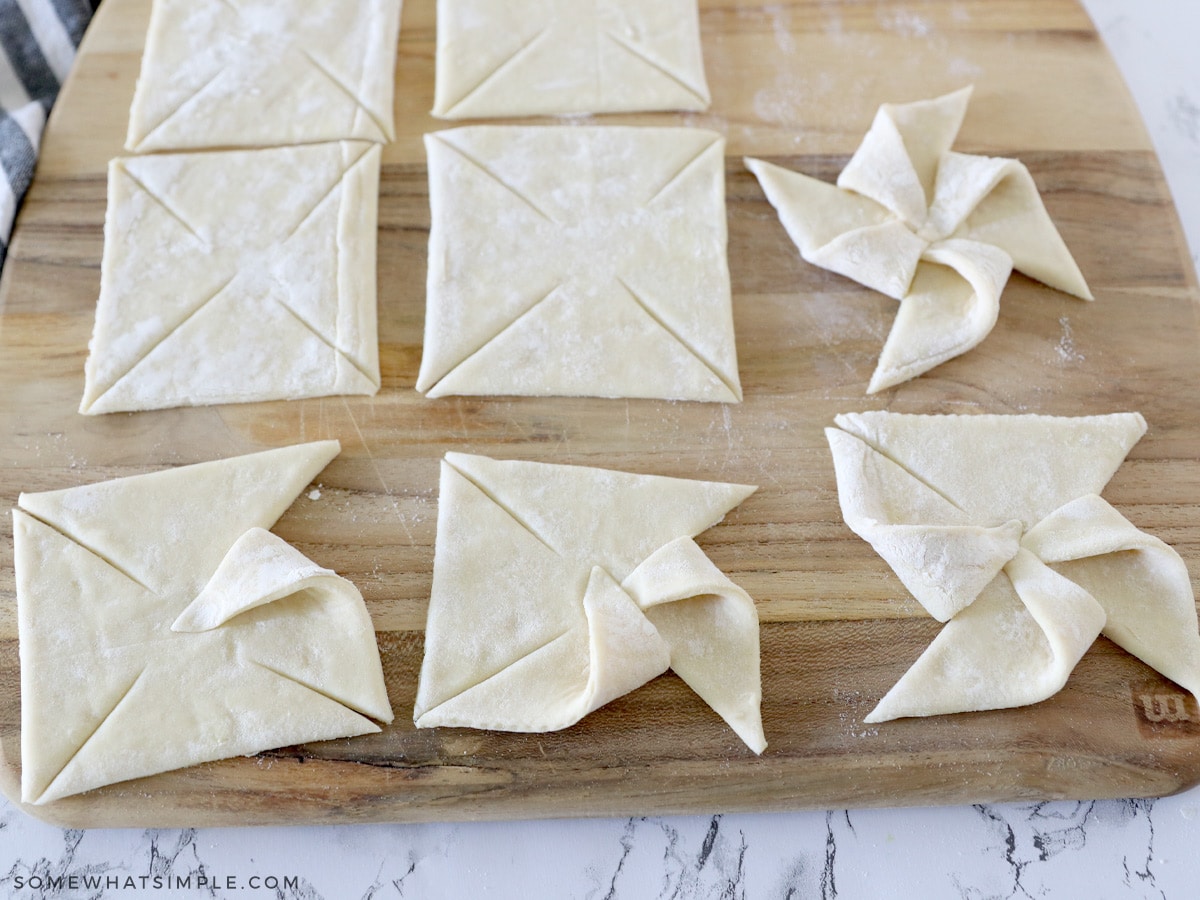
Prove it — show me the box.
[4,2,1200,897]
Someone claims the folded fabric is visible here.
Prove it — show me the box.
[126,0,402,151]
[14,441,393,804]
[748,87,1091,393]
[431,0,710,118]
[418,125,740,403]
[0,0,93,268]
[825,411,1200,721]
[414,453,765,753]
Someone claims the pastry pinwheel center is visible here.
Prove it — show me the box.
[748,86,1093,393]
[826,411,1200,723]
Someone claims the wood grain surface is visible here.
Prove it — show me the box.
[2,0,1200,827]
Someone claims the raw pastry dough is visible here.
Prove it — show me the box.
[826,411,1200,721]
[747,87,1092,393]
[414,453,765,753]
[81,141,381,414]
[418,126,740,402]
[431,0,710,119]
[15,441,393,804]
[126,0,401,152]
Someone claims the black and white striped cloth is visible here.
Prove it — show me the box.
[0,0,95,268]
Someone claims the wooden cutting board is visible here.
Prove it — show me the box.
[3,0,1200,828]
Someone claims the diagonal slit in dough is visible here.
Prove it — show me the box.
[118,164,209,247]
[424,283,563,392]
[414,628,578,726]
[249,660,384,725]
[284,142,374,240]
[37,668,148,803]
[85,275,238,407]
[602,30,708,106]
[830,426,968,516]
[15,509,153,593]
[644,137,722,206]
[129,67,229,154]
[271,296,379,389]
[616,276,742,401]
[443,458,563,558]
[440,27,551,119]
[429,134,560,225]
[297,49,392,143]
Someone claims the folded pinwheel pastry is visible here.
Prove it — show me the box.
[748,87,1092,393]
[14,442,393,804]
[825,412,1200,722]
[414,453,765,753]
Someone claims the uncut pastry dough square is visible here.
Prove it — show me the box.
[417,126,741,402]
[126,0,402,152]
[432,0,710,118]
[81,141,381,414]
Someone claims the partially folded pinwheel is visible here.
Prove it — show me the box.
[414,453,765,753]
[14,442,393,805]
[748,87,1092,393]
[826,412,1200,722]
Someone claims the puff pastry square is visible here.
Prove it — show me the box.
[414,453,765,753]
[826,412,1200,722]
[748,87,1092,393]
[14,441,394,804]
[81,141,381,414]
[126,0,402,152]
[431,0,710,119]
[417,126,740,402]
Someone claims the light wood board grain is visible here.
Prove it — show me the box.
[2,0,1199,827]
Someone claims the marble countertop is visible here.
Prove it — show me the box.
[4,2,1200,897]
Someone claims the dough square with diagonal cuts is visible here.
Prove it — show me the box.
[432,0,710,119]
[126,0,402,152]
[417,126,741,402]
[80,141,381,414]
[14,441,393,805]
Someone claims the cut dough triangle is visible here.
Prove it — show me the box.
[415,454,764,752]
[15,442,393,804]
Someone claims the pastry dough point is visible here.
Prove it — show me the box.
[126,0,402,152]
[747,87,1093,392]
[431,0,710,119]
[81,142,381,414]
[826,412,1200,721]
[15,442,393,804]
[414,454,764,751]
[418,126,740,403]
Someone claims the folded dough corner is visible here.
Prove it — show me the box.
[414,453,765,754]
[747,86,1092,393]
[14,441,393,805]
[825,411,1200,722]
